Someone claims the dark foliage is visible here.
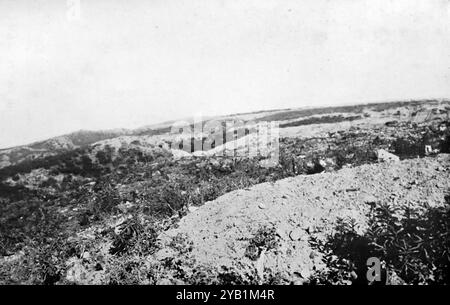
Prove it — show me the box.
[280,115,362,128]
[308,197,450,285]
[0,106,448,283]
[245,226,280,261]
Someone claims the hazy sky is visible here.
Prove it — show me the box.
[0,0,449,148]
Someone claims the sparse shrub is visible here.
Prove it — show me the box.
[40,177,58,188]
[110,216,158,256]
[308,197,450,285]
[168,233,194,254]
[440,134,450,153]
[0,106,447,284]
[108,256,153,285]
[245,226,280,261]
[365,201,450,284]
[0,199,66,256]
[216,266,258,285]
[392,137,425,158]
[88,183,121,219]
[155,184,187,216]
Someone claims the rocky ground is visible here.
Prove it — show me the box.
[153,154,450,284]
[0,99,449,285]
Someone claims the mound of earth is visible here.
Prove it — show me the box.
[154,154,450,284]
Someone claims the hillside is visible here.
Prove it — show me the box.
[0,99,449,285]
[2,99,448,169]
[154,154,450,284]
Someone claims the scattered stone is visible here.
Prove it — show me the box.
[117,201,134,213]
[156,278,173,285]
[309,251,318,259]
[188,205,199,213]
[210,159,220,167]
[171,149,192,160]
[289,228,305,241]
[0,251,25,264]
[410,180,418,185]
[360,193,378,206]
[376,149,400,163]
[299,269,311,279]
[319,159,327,168]
[258,203,266,209]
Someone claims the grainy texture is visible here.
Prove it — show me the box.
[155,155,450,284]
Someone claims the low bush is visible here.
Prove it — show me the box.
[308,196,450,285]
[245,226,280,261]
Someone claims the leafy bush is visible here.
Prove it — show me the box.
[366,202,449,284]
[308,197,450,285]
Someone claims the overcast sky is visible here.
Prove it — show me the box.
[0,0,449,148]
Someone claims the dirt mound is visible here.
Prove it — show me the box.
[155,154,450,284]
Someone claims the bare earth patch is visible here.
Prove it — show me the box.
[155,154,450,284]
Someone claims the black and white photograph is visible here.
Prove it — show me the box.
[0,0,449,295]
